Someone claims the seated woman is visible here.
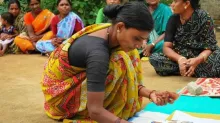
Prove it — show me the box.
[36,0,84,54]
[41,2,179,122]
[0,12,18,56]
[149,0,220,77]
[139,0,172,57]
[95,0,122,24]
[14,0,54,53]
[1,0,26,54]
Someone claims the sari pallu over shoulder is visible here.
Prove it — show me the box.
[56,12,84,39]
[36,12,84,53]
[33,9,55,35]
[41,24,143,122]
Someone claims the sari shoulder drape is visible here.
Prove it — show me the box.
[41,24,143,121]
[56,12,84,39]
[14,13,26,33]
[32,9,55,35]
[35,12,84,53]
[6,13,26,54]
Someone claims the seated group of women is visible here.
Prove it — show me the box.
[4,0,83,55]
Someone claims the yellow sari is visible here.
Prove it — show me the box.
[14,9,54,53]
[41,24,143,122]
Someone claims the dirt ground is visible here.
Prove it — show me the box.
[0,32,219,123]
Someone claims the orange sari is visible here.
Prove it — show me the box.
[14,9,54,53]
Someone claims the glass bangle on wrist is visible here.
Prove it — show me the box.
[138,85,145,95]
[138,85,145,91]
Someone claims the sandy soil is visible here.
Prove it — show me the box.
[0,32,219,123]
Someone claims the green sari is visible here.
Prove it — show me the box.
[14,13,26,33]
[95,8,108,24]
[7,13,26,54]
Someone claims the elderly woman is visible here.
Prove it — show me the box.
[140,0,172,57]
[41,1,178,122]
[14,0,54,53]
[149,0,220,77]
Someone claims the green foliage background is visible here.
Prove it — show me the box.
[160,0,173,5]
[0,0,172,26]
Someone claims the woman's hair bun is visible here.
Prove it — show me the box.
[103,4,123,19]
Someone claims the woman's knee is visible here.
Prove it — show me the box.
[149,53,161,65]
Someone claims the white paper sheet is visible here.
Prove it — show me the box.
[129,111,169,123]
[171,110,220,123]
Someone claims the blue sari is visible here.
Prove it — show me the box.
[36,12,84,53]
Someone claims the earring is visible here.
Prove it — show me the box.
[117,30,120,33]
[184,6,187,9]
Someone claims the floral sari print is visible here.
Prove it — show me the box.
[41,23,144,122]
[57,12,83,39]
